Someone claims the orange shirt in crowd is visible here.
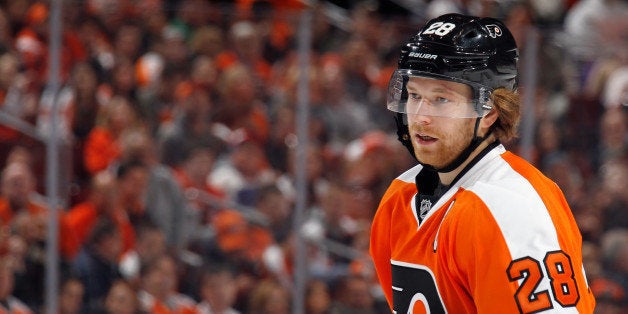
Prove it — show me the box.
[0,198,47,225]
[214,51,273,85]
[139,291,198,314]
[212,209,273,263]
[61,202,135,260]
[83,126,121,175]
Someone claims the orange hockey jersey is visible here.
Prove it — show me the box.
[370,144,595,313]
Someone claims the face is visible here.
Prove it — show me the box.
[263,286,291,314]
[136,229,166,263]
[142,255,178,298]
[118,167,149,200]
[1,162,35,208]
[97,231,123,264]
[405,77,477,168]
[200,271,237,310]
[59,279,84,314]
[105,281,138,314]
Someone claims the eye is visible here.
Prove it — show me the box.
[434,96,450,103]
[408,93,421,100]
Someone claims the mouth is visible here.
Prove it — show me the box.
[415,133,438,145]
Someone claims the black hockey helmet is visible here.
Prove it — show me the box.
[389,13,519,170]
[388,13,518,117]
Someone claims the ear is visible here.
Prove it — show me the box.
[478,106,498,137]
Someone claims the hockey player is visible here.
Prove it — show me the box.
[369,13,596,313]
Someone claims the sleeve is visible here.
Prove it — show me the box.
[83,127,119,175]
[59,204,97,259]
[369,194,394,309]
[443,190,595,313]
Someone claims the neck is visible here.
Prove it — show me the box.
[438,134,496,185]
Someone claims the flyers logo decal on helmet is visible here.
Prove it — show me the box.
[486,24,503,38]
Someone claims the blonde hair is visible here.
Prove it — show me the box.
[490,88,521,142]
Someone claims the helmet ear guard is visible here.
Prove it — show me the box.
[394,112,413,157]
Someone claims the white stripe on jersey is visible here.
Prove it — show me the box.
[466,152,579,313]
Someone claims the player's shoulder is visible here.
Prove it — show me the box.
[397,163,423,183]
[454,148,563,224]
[460,147,553,194]
[378,164,421,206]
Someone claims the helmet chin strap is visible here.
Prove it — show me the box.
[432,118,491,173]
[395,114,492,173]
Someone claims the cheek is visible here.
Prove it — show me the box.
[445,120,476,147]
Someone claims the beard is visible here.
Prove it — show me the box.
[409,119,475,169]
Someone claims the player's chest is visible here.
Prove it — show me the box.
[390,195,455,267]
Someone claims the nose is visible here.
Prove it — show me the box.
[407,111,431,125]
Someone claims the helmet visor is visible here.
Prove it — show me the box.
[386,70,490,118]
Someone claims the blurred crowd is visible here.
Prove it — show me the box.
[0,0,626,313]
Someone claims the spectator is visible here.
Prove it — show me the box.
[305,279,331,314]
[328,275,383,314]
[598,158,628,231]
[196,263,241,314]
[137,253,198,314]
[118,128,196,250]
[253,183,292,243]
[58,276,85,314]
[82,95,139,175]
[205,209,274,277]
[597,107,627,169]
[0,161,46,225]
[61,170,135,260]
[215,20,271,98]
[108,57,140,105]
[119,221,167,286]
[95,279,143,314]
[8,211,47,310]
[72,217,123,311]
[599,229,628,307]
[314,53,378,144]
[158,75,221,168]
[212,63,270,146]
[68,61,107,197]
[0,51,36,156]
[0,250,33,314]
[188,26,225,60]
[246,279,291,314]
[275,142,329,209]
[0,159,48,310]
[603,66,628,109]
[114,158,150,229]
[113,22,144,63]
[172,138,227,224]
[590,277,626,313]
[209,140,276,200]
[564,0,628,62]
